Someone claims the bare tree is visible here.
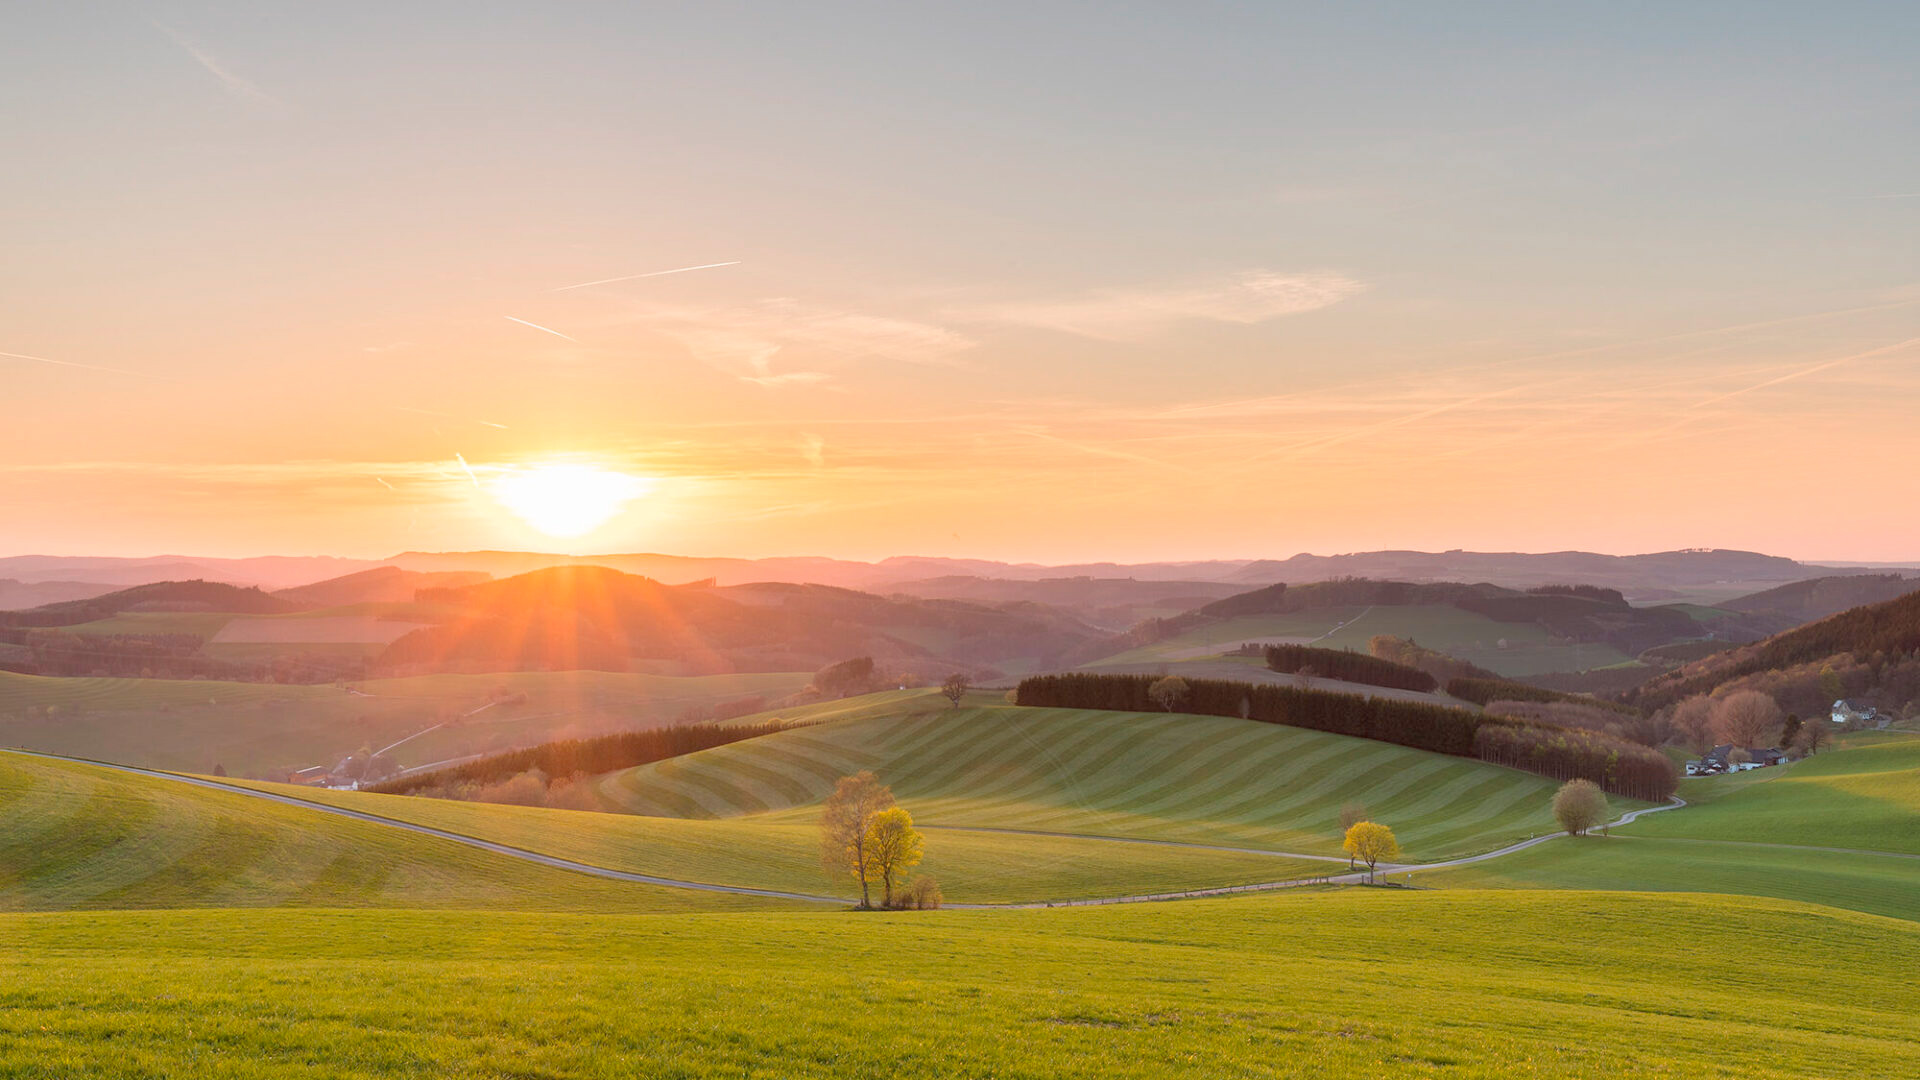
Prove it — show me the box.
[1672,695,1716,756]
[1552,779,1609,836]
[1796,720,1832,756]
[820,771,897,908]
[1147,675,1189,713]
[940,673,970,708]
[1713,690,1783,749]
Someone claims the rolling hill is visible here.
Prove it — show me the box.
[0,750,784,912]
[375,565,1104,678]
[1722,573,1920,628]
[273,566,492,607]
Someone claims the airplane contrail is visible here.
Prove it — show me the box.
[454,453,480,487]
[1690,335,1920,409]
[375,477,397,491]
[551,261,742,292]
[503,316,579,342]
[2,350,177,381]
[392,405,509,430]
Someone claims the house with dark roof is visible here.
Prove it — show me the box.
[1832,700,1881,726]
[1686,745,1788,775]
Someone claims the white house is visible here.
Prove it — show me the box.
[1832,699,1879,725]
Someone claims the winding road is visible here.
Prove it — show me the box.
[13,749,1687,910]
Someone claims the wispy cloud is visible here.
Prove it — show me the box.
[609,298,972,386]
[153,22,277,104]
[503,315,579,342]
[1690,335,1920,409]
[2,349,177,381]
[965,269,1365,341]
[551,261,742,292]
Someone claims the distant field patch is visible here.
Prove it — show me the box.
[210,615,429,644]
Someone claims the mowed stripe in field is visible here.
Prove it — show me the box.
[604,705,1585,859]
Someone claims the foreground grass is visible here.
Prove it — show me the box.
[2,891,1917,1078]
[603,702,1599,860]
[0,669,808,775]
[0,753,792,913]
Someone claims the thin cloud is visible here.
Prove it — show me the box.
[1690,335,1920,409]
[503,315,579,343]
[611,298,973,385]
[2,349,178,381]
[968,269,1366,341]
[551,261,742,292]
[153,22,277,104]
[453,453,480,487]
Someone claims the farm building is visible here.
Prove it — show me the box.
[1832,700,1880,725]
[1686,745,1787,776]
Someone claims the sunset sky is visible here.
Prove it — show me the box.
[4,3,1917,563]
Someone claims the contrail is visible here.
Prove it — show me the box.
[503,316,579,342]
[392,405,509,429]
[375,477,396,491]
[454,453,480,487]
[152,21,277,104]
[1690,335,1920,409]
[551,261,741,292]
[2,350,177,381]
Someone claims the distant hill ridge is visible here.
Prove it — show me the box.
[0,579,302,628]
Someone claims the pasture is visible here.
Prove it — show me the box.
[5,891,1919,1078]
[0,669,809,775]
[1084,604,1635,676]
[0,751,787,913]
[600,701,1597,859]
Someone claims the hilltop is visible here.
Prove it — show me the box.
[272,566,492,607]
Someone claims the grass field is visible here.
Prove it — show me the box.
[5,891,1919,1078]
[219,780,1333,905]
[0,751,790,913]
[0,669,810,775]
[1083,605,1635,676]
[599,698,1598,860]
[1625,730,1920,853]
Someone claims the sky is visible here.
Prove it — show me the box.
[2,1,1917,563]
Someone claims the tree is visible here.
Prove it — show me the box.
[864,806,925,908]
[820,771,897,908]
[1796,720,1831,756]
[940,673,970,708]
[1778,713,1803,753]
[1672,695,1716,756]
[1820,664,1844,704]
[1147,675,1189,713]
[211,763,227,777]
[1714,690,1783,748]
[1552,779,1608,836]
[1342,821,1399,882]
[814,656,876,699]
[1339,802,1369,868]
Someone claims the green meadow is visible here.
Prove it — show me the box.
[4,892,1918,1079]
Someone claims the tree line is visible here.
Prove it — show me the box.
[1445,676,1642,716]
[369,719,791,795]
[1015,672,1675,800]
[1264,644,1438,692]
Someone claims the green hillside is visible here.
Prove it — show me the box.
[0,669,809,775]
[1086,604,1635,676]
[7,892,1920,1078]
[0,751,786,913]
[599,699,1592,859]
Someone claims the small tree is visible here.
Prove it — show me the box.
[820,771,897,908]
[1294,665,1315,691]
[1343,821,1399,882]
[1552,778,1608,836]
[1797,720,1832,756]
[1778,714,1803,753]
[940,673,970,709]
[864,807,925,908]
[1147,675,1189,713]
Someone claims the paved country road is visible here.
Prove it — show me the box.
[5,749,1685,910]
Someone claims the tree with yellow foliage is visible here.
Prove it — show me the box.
[865,806,925,908]
[1342,821,1399,883]
[820,771,896,908]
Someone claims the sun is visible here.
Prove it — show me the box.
[487,463,652,539]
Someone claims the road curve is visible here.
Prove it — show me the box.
[6,749,1685,910]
